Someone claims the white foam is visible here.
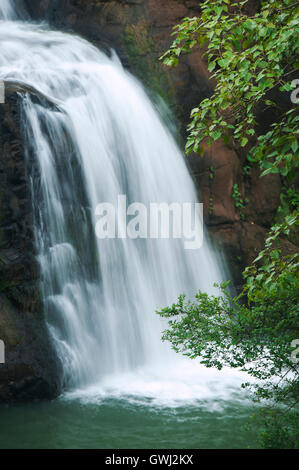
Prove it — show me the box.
[64,358,252,409]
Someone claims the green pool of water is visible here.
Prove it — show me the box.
[0,397,258,449]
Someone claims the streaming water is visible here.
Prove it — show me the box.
[0,0,17,20]
[0,2,254,442]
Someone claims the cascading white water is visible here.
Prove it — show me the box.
[0,2,248,405]
[0,0,17,20]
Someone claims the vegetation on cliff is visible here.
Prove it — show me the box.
[158,0,299,448]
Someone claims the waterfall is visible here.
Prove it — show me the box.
[0,0,16,20]
[0,2,245,405]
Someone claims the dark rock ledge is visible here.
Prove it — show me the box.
[0,91,62,403]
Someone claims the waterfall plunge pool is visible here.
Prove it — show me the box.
[0,362,259,449]
[0,397,257,449]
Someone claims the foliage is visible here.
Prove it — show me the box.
[158,213,298,372]
[159,0,299,448]
[157,216,299,447]
[161,0,299,178]
[232,183,248,218]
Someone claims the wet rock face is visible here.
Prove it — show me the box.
[0,93,62,402]
[0,93,36,312]
[189,139,282,285]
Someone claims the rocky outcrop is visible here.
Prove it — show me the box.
[4,80,63,112]
[0,91,62,402]
[189,139,282,284]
